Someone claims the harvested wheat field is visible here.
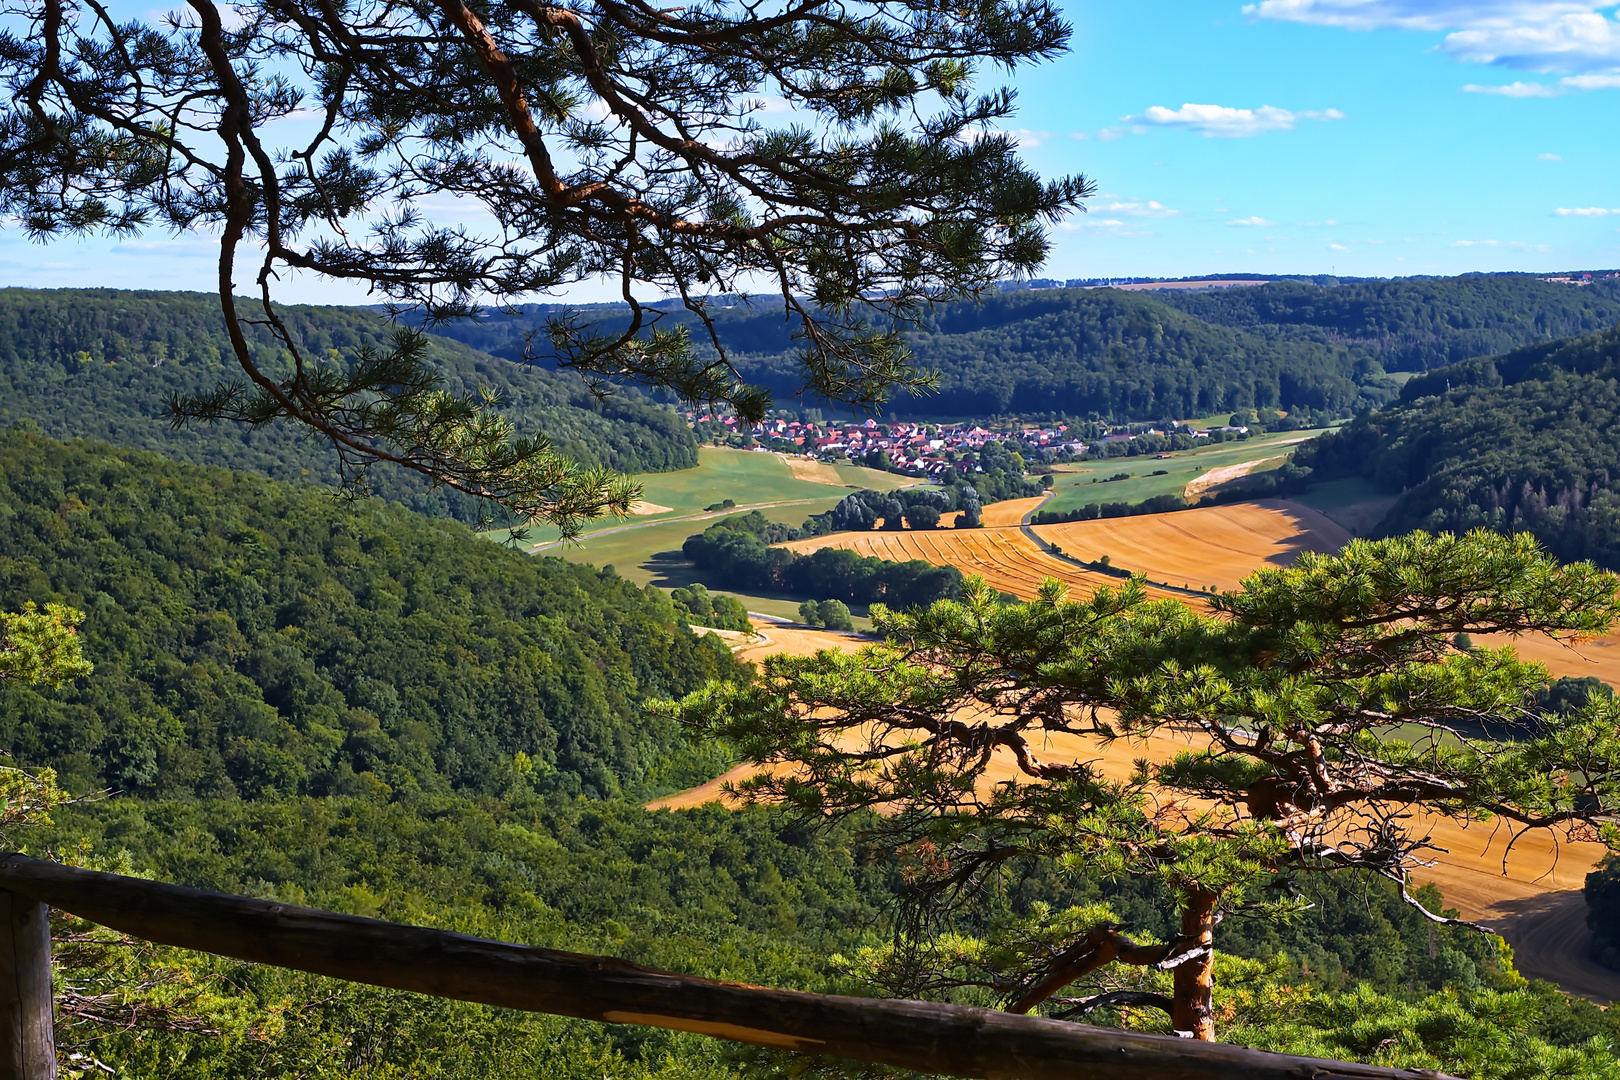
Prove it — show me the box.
[782,524,1185,602]
[1480,629,1620,687]
[980,495,1048,528]
[1032,499,1351,593]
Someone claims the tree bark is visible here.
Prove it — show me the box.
[1171,890,1217,1042]
[0,889,54,1080]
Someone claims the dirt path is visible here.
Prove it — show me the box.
[1181,457,1280,501]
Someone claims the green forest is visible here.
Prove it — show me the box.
[5,430,1620,1078]
[1294,321,1620,568]
[1158,275,1620,373]
[422,274,1620,420]
[0,432,733,802]
[0,290,696,523]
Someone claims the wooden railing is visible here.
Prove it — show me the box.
[0,855,1457,1080]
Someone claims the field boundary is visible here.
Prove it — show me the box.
[1017,522,1207,598]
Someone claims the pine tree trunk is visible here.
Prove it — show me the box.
[1170,889,1216,1041]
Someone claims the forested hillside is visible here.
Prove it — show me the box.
[423,274,1620,420]
[423,290,1373,419]
[1294,323,1620,568]
[1160,275,1620,373]
[0,432,735,801]
[0,289,696,522]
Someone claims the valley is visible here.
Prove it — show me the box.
[7,279,1620,1077]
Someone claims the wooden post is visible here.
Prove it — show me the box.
[0,890,53,1080]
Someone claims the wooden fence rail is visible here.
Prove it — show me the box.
[0,854,1456,1080]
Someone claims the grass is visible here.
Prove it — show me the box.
[510,447,906,545]
[499,447,906,628]
[1044,429,1332,515]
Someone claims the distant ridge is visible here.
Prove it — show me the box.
[420,272,1620,421]
[0,288,697,523]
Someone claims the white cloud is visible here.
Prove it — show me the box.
[1243,2,1598,33]
[1128,103,1344,137]
[1064,217,1153,237]
[1330,243,1350,251]
[1554,206,1620,214]
[1002,129,1054,148]
[1463,80,1562,94]
[1450,239,1503,246]
[1230,215,1277,226]
[1443,12,1620,72]
[110,239,216,257]
[1538,152,1565,159]
[957,128,1053,148]
[1465,70,1620,93]
[1097,199,1181,218]
[747,96,798,115]
[1248,2,1620,89]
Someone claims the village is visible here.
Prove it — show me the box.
[684,411,1259,479]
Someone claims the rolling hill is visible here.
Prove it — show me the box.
[1293,322,1620,569]
[419,273,1620,421]
[0,289,697,523]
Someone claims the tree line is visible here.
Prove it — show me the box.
[682,509,966,611]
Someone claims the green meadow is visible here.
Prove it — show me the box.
[1043,428,1333,514]
[502,447,914,624]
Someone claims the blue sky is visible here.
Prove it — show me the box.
[4,0,1619,301]
[1009,0,1620,281]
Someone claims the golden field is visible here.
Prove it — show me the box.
[653,618,1619,1001]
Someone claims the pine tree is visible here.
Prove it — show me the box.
[1,0,1091,529]
[674,530,1620,1041]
